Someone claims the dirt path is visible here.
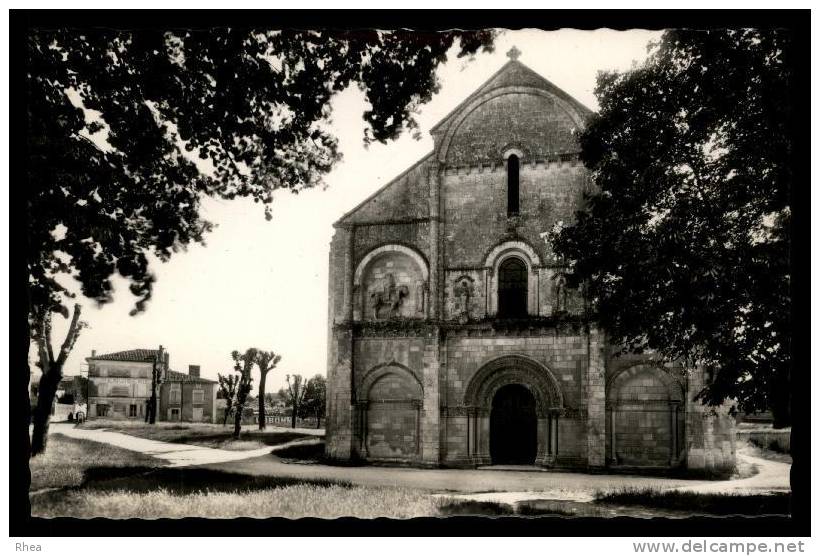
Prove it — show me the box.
[671,447,791,495]
[53,423,790,502]
[51,423,275,467]
[204,455,698,500]
[203,447,789,502]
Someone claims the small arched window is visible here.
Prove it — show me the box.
[507,154,520,216]
[498,257,527,318]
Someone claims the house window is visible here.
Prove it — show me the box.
[129,404,137,417]
[97,404,109,417]
[507,154,520,216]
[170,386,181,404]
[498,256,528,318]
[192,389,204,404]
[109,385,130,397]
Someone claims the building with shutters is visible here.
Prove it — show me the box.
[87,348,216,422]
[160,365,218,423]
[324,49,736,473]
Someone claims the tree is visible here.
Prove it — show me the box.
[301,374,327,429]
[550,29,792,425]
[281,374,307,429]
[30,304,86,456]
[56,375,89,405]
[230,349,256,438]
[217,372,240,426]
[254,350,282,430]
[24,26,493,446]
[145,346,167,425]
[21,27,494,516]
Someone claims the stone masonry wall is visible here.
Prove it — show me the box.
[686,367,736,472]
[441,162,591,269]
[441,330,590,466]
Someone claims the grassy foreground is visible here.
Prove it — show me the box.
[30,434,161,492]
[78,420,316,451]
[29,434,448,519]
[37,484,444,519]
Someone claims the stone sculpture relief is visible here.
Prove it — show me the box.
[454,277,474,323]
[369,273,409,320]
[553,272,568,314]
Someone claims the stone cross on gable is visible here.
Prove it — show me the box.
[506,46,521,61]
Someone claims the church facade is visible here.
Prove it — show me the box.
[325,52,735,473]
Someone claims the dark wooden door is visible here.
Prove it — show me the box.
[490,384,537,464]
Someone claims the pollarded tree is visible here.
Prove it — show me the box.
[217,372,240,426]
[300,374,327,429]
[281,374,307,429]
[255,350,282,430]
[230,349,257,439]
[551,29,792,424]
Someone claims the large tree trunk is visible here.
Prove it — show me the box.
[233,401,244,439]
[258,372,267,430]
[30,303,83,457]
[30,362,64,456]
[291,406,297,429]
[148,357,158,424]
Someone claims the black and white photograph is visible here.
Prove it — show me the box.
[8,7,811,543]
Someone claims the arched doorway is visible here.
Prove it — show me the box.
[490,384,537,464]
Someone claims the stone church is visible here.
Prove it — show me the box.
[325,49,735,473]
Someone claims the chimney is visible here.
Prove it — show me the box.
[91,349,96,357]
[188,365,200,378]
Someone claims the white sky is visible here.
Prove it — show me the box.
[41,28,661,393]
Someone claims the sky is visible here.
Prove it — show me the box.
[42,28,662,393]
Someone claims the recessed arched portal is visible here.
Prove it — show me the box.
[463,355,563,466]
[490,384,537,464]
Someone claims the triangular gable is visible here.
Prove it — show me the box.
[430,60,593,136]
[335,153,432,226]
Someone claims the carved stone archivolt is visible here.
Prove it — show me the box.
[463,354,563,417]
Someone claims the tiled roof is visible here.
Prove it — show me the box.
[165,369,216,384]
[87,349,160,362]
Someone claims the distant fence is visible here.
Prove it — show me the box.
[215,408,320,429]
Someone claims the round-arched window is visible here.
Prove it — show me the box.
[507,154,520,216]
[498,256,527,318]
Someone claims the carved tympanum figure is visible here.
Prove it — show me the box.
[553,273,568,314]
[454,278,474,322]
[369,273,409,319]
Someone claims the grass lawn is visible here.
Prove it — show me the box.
[30,433,162,492]
[29,434,456,519]
[78,420,317,451]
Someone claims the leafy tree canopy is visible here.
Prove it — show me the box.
[27,28,495,317]
[300,374,327,419]
[551,29,792,422]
